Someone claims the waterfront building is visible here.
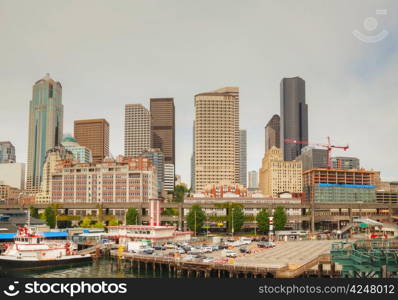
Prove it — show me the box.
[376,191,398,204]
[62,135,92,163]
[140,148,165,197]
[26,74,63,192]
[0,185,21,204]
[51,156,157,203]
[295,146,328,171]
[239,129,247,187]
[264,114,280,153]
[150,98,175,165]
[164,163,175,192]
[35,146,75,204]
[124,104,151,158]
[259,146,303,197]
[194,87,240,192]
[331,156,360,170]
[303,168,377,203]
[248,170,258,189]
[0,141,16,163]
[280,77,308,161]
[0,163,25,190]
[74,119,109,164]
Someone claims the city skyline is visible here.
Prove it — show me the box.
[1,1,397,185]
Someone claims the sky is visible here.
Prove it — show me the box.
[0,0,397,185]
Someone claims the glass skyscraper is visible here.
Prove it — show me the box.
[26,74,63,191]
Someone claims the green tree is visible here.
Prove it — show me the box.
[256,209,269,234]
[44,206,56,228]
[186,204,205,234]
[108,218,119,226]
[173,184,188,202]
[93,221,104,228]
[81,217,92,228]
[126,208,139,225]
[273,206,287,231]
[29,206,39,219]
[162,208,178,216]
[229,205,244,233]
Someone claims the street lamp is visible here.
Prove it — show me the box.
[194,210,197,237]
[231,207,234,236]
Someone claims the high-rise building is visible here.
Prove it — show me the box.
[280,77,308,161]
[150,98,175,165]
[259,146,303,197]
[163,163,175,192]
[62,135,92,163]
[194,87,240,192]
[124,104,151,158]
[26,74,63,191]
[74,119,109,164]
[0,142,16,163]
[35,145,75,204]
[141,148,164,197]
[264,114,280,153]
[0,163,25,190]
[248,170,258,189]
[331,157,360,170]
[239,130,247,187]
[295,147,328,171]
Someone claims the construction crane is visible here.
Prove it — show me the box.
[284,136,349,168]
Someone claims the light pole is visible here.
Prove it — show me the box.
[231,207,234,237]
[194,210,197,237]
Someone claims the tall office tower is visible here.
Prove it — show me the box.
[239,129,247,187]
[150,98,175,165]
[124,104,151,157]
[194,87,240,192]
[295,146,328,171]
[141,148,165,197]
[0,141,16,163]
[280,77,308,161]
[74,119,109,164]
[248,170,258,189]
[259,146,302,197]
[26,74,63,191]
[264,114,280,153]
[164,163,175,192]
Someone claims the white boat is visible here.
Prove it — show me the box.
[0,226,92,271]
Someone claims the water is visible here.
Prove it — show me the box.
[1,258,167,278]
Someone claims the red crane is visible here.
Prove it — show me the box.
[284,136,349,169]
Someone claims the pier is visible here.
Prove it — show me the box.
[110,240,339,278]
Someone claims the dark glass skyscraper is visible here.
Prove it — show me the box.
[280,77,308,161]
[264,114,280,153]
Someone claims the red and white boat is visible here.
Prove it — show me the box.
[0,226,92,271]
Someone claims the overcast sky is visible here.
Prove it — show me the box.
[0,0,397,185]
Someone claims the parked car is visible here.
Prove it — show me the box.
[240,237,252,245]
[257,242,275,248]
[218,244,229,250]
[239,247,251,254]
[202,258,215,263]
[188,248,203,254]
[154,245,166,250]
[223,250,237,258]
[202,247,213,253]
[176,248,186,254]
[165,243,177,249]
[182,255,195,261]
[211,245,220,251]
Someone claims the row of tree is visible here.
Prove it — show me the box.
[32,204,286,234]
[186,204,287,234]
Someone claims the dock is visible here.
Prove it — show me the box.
[110,240,340,278]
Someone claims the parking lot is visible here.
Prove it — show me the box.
[131,238,334,269]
